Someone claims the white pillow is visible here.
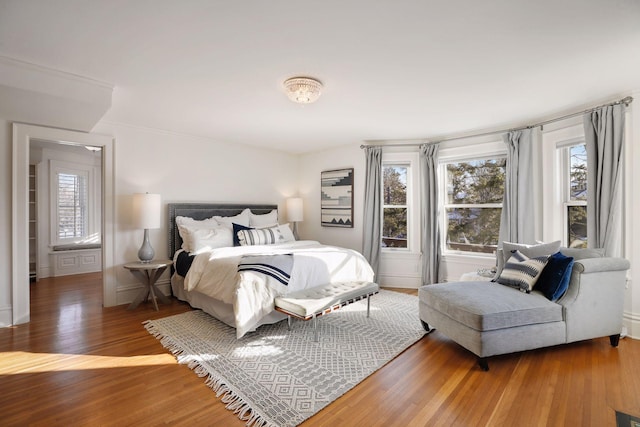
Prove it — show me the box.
[187,225,234,253]
[249,209,278,227]
[277,223,296,242]
[213,208,251,228]
[176,216,220,251]
[237,224,295,246]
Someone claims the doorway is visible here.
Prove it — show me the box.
[12,123,116,325]
[30,139,103,281]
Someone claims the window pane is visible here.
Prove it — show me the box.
[383,166,407,205]
[382,207,407,248]
[446,207,500,253]
[570,144,587,201]
[567,205,587,248]
[446,159,506,204]
[57,172,87,239]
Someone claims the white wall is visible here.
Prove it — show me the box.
[92,121,299,305]
[298,143,365,253]
[0,119,12,325]
[626,90,640,339]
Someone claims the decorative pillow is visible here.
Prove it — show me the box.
[188,226,233,253]
[249,209,278,227]
[496,250,549,293]
[276,223,296,243]
[536,251,574,301]
[232,223,253,246]
[494,241,561,280]
[237,224,292,246]
[175,215,220,252]
[214,209,251,228]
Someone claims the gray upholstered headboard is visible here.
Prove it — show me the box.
[167,203,278,258]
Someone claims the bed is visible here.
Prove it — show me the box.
[168,203,375,338]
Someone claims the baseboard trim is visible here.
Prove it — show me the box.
[116,279,171,306]
[378,275,421,289]
[623,310,640,340]
[0,305,13,327]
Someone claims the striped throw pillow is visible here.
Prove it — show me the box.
[496,250,549,293]
[237,225,285,246]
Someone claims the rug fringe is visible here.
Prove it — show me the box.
[144,321,278,427]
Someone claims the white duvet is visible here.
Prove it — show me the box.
[183,240,374,338]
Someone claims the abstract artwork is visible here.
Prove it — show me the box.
[321,168,353,227]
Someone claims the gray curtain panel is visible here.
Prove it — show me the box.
[420,143,441,285]
[498,128,536,245]
[362,146,382,279]
[584,104,625,257]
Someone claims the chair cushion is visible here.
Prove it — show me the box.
[420,281,563,332]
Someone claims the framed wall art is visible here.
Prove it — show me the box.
[321,168,354,228]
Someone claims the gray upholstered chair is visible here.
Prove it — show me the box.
[419,247,629,371]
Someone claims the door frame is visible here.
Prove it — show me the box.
[12,123,115,324]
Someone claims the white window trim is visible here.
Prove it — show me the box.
[381,151,420,255]
[49,159,96,246]
[541,123,586,245]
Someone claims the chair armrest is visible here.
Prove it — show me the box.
[571,257,630,274]
[559,256,629,343]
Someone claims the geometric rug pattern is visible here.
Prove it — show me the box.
[144,290,426,427]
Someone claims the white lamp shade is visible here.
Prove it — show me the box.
[133,193,161,229]
[286,197,304,222]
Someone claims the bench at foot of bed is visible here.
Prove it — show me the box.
[274,281,380,341]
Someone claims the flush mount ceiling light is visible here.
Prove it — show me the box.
[283,76,323,104]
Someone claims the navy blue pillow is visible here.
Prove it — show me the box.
[535,251,574,301]
[232,223,253,246]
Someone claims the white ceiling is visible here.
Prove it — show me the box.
[1,0,639,154]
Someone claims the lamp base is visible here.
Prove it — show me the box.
[138,229,155,263]
[292,222,299,240]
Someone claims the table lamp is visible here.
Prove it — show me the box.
[286,197,303,239]
[133,193,161,263]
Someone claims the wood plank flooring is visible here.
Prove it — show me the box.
[1,273,639,426]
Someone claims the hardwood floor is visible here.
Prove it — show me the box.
[1,275,639,426]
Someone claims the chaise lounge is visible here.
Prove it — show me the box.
[419,244,630,371]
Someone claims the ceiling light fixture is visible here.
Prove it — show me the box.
[283,77,323,104]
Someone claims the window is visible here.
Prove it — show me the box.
[564,143,587,248]
[381,151,419,253]
[382,164,409,249]
[443,157,506,254]
[56,171,88,239]
[50,159,96,245]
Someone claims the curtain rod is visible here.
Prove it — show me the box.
[360,95,634,149]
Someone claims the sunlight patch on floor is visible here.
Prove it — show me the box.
[0,351,177,374]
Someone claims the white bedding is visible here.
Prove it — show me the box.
[182,240,374,338]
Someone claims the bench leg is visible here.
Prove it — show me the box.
[287,315,292,330]
[313,315,318,342]
[367,294,371,318]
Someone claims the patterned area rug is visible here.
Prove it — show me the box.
[144,290,425,427]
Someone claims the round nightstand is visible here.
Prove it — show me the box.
[124,259,173,310]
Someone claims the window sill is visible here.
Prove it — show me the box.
[442,252,495,262]
[381,250,421,259]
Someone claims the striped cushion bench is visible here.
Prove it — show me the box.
[274,281,379,341]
